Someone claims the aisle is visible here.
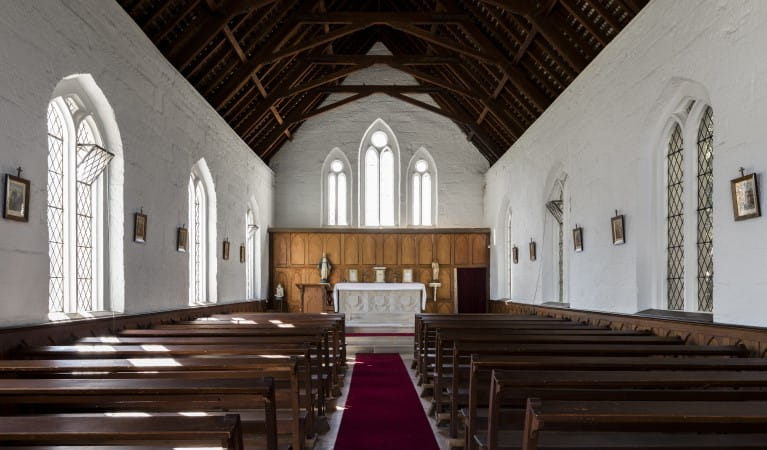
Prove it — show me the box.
[334,353,440,450]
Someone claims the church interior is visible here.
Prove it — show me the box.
[2,0,767,448]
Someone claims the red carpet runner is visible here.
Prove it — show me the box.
[334,353,439,450]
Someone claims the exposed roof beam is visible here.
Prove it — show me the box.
[559,0,609,46]
[316,85,442,93]
[301,54,459,65]
[295,12,468,24]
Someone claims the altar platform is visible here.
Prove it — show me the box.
[333,282,427,327]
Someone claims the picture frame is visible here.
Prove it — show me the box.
[512,246,518,264]
[222,240,230,260]
[573,226,583,252]
[529,240,536,261]
[348,269,358,283]
[611,214,625,245]
[133,212,147,243]
[176,227,188,252]
[402,268,413,283]
[240,244,246,263]
[731,172,761,221]
[3,174,30,222]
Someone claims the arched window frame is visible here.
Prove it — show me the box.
[188,159,218,305]
[358,119,400,227]
[407,148,438,226]
[245,204,261,299]
[46,75,124,320]
[321,148,352,226]
[660,100,714,313]
[506,208,513,299]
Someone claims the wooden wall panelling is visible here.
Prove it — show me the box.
[471,233,489,265]
[361,234,377,265]
[323,234,341,266]
[417,234,433,265]
[273,233,288,266]
[343,234,359,265]
[453,234,470,265]
[436,234,451,265]
[383,234,398,265]
[290,233,306,265]
[401,234,417,265]
[308,234,323,267]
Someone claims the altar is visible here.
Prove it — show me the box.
[333,282,428,326]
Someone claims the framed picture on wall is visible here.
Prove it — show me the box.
[529,240,536,261]
[177,227,187,252]
[573,226,583,252]
[512,246,518,264]
[134,212,147,243]
[222,240,230,260]
[3,174,30,222]
[611,214,625,245]
[731,172,761,221]
[240,244,246,263]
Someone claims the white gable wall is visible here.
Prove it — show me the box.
[271,43,489,228]
[0,1,273,326]
[486,0,767,327]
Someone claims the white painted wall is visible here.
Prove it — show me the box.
[271,43,489,228]
[0,0,273,327]
[486,0,767,327]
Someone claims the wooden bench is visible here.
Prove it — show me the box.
[0,413,243,449]
[0,356,306,450]
[465,354,767,449]
[521,398,767,450]
[0,377,278,450]
[484,369,767,450]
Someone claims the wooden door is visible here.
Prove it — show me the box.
[456,267,487,313]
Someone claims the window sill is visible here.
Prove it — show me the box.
[48,311,123,322]
[635,308,713,323]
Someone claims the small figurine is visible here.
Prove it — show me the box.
[318,252,332,283]
[275,283,284,298]
[431,260,440,282]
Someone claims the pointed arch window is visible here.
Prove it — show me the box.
[246,208,260,299]
[362,129,397,226]
[47,95,113,315]
[189,173,207,304]
[663,103,714,313]
[411,159,433,226]
[506,209,513,298]
[327,159,348,226]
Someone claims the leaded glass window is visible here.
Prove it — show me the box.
[696,107,714,312]
[363,128,396,226]
[246,209,259,299]
[46,97,108,315]
[326,159,348,226]
[506,209,513,298]
[666,124,685,310]
[189,175,206,304]
[411,159,433,226]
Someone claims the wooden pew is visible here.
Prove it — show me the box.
[0,377,278,450]
[0,356,306,450]
[432,331,685,428]
[484,369,767,450]
[0,414,244,449]
[521,398,767,450]
[465,354,767,449]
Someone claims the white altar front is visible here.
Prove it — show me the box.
[333,282,427,326]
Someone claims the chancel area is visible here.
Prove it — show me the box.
[3,0,767,449]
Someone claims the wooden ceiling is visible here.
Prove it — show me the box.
[117,0,648,163]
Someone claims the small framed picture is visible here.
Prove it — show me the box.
[3,174,30,222]
[573,226,583,252]
[177,227,188,252]
[529,241,536,261]
[134,212,147,243]
[512,246,518,264]
[240,244,246,263]
[731,173,761,221]
[348,269,358,282]
[611,214,625,245]
[402,268,413,283]
[222,240,230,260]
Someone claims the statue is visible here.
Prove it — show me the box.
[431,260,440,282]
[318,252,332,283]
[275,283,284,298]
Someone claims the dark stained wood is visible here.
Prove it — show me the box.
[115,0,649,163]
